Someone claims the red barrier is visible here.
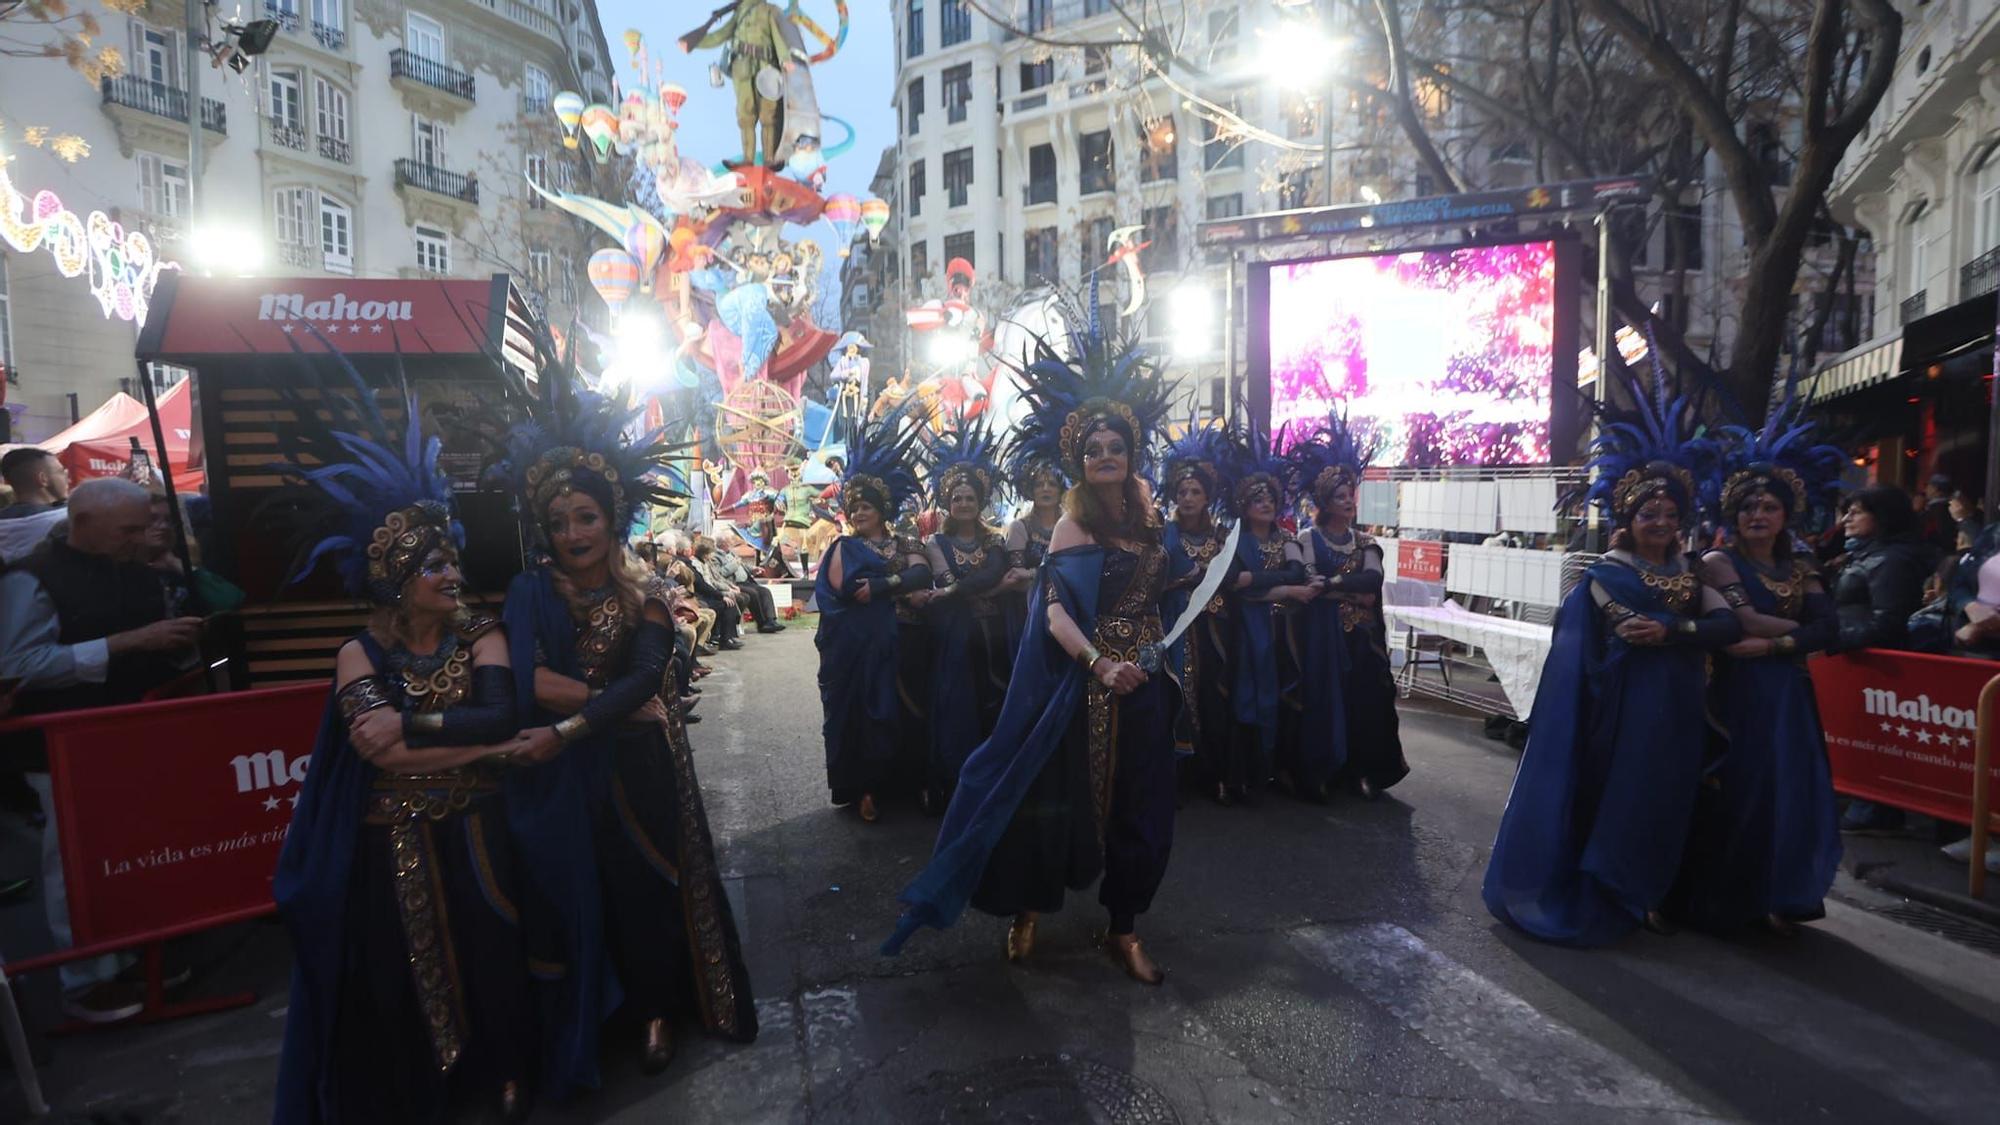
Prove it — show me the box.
[0,684,328,949]
[1810,650,2000,829]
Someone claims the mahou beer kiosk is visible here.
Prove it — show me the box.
[137,272,539,688]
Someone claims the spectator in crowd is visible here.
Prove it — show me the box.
[1921,474,1958,555]
[0,447,69,518]
[706,533,783,633]
[1830,486,1936,834]
[0,477,204,1021]
[661,533,721,654]
[1950,491,1984,550]
[682,535,744,651]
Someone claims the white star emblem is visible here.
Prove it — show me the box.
[262,795,280,811]
[371,324,384,333]
[1895,724,1912,737]
[1916,729,1933,744]
[1879,721,1893,733]
[289,793,302,808]
[1960,735,1974,748]
[281,323,295,333]
[347,324,361,333]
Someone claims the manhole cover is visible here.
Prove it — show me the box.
[1878,901,2000,955]
[910,1053,1182,1124]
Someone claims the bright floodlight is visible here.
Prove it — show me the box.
[1171,284,1216,359]
[1258,24,1341,90]
[193,224,265,275]
[928,332,975,367]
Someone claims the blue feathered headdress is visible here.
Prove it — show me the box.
[841,404,924,520]
[1008,281,1173,484]
[1225,407,1291,518]
[1158,409,1234,511]
[925,408,1005,507]
[500,332,689,538]
[266,336,460,606]
[1286,409,1375,510]
[1585,328,1717,524]
[1715,389,1845,522]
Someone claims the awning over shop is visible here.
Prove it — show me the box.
[1808,335,1903,405]
[1901,290,1998,373]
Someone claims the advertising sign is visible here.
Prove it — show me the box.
[138,273,509,358]
[1810,650,2000,829]
[30,684,328,946]
[1398,539,1446,582]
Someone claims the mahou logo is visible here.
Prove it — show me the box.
[231,749,310,793]
[258,292,414,323]
[1861,688,1976,731]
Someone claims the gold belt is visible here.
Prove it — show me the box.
[366,770,499,823]
[1094,613,1163,662]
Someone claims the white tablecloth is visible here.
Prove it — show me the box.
[1383,600,1553,716]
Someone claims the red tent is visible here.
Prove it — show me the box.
[42,380,200,490]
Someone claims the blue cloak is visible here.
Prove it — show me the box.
[1230,531,1288,759]
[501,567,622,1099]
[883,545,1105,953]
[1482,562,1713,947]
[1290,529,1355,789]
[815,536,900,795]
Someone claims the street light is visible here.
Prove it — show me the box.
[1258,21,1346,206]
[191,224,264,275]
[1170,283,1216,360]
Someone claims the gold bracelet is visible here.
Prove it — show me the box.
[554,714,590,744]
[1076,644,1102,672]
[1771,635,1796,656]
[408,712,445,733]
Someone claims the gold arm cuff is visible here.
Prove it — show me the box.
[1676,619,1698,635]
[1076,644,1103,672]
[408,712,445,733]
[555,715,591,744]
[1771,635,1797,656]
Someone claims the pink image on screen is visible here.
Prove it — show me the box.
[1267,240,1557,466]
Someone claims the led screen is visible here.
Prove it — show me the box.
[1264,239,1563,465]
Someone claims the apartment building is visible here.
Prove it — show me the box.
[0,0,619,440]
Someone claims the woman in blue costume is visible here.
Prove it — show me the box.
[500,364,757,1076]
[1158,419,1240,802]
[1223,432,1313,805]
[1483,377,1742,946]
[913,412,1013,809]
[1285,415,1409,801]
[884,302,1184,985]
[999,454,1067,653]
[815,413,932,823]
[272,363,556,1124]
[1680,401,1844,935]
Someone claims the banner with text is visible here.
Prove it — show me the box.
[1809,650,2000,828]
[1397,539,1446,583]
[36,684,328,947]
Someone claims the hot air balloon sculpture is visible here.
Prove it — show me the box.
[552,91,585,150]
[587,248,641,318]
[624,215,669,294]
[579,103,619,163]
[822,194,860,258]
[660,83,687,119]
[860,197,890,245]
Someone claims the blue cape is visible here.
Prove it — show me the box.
[814,536,900,779]
[882,545,1105,953]
[1231,530,1286,752]
[502,566,622,1098]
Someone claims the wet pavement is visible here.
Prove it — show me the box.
[3,625,1998,1122]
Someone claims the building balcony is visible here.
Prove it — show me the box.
[465,0,562,41]
[317,134,351,164]
[395,159,479,205]
[521,93,552,118]
[390,49,476,104]
[101,76,227,135]
[262,2,301,32]
[1900,290,1928,325]
[1964,247,2000,301]
[312,20,347,51]
[264,115,308,153]
[276,240,320,269]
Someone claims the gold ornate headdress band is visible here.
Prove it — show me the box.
[365,501,456,603]
[1059,398,1142,469]
[1721,467,1807,515]
[524,446,625,524]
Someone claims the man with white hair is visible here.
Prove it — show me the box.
[0,476,204,1023]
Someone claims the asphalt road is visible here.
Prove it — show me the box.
[4,625,1998,1123]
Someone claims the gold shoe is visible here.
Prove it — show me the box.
[641,1017,676,1076]
[1102,932,1166,985]
[1005,913,1038,963]
[858,793,880,823]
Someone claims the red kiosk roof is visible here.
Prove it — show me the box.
[137,274,534,363]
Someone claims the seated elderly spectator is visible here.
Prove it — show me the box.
[702,534,782,633]
[681,534,744,651]
[0,478,205,1021]
[661,533,721,654]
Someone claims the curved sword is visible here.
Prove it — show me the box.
[1138,519,1243,673]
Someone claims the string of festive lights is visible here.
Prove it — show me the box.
[0,159,178,326]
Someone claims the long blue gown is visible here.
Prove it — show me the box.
[1161,520,1234,766]
[1290,528,1410,794]
[1227,529,1303,791]
[925,529,1012,802]
[1679,551,1842,931]
[1483,559,1740,946]
[816,535,928,802]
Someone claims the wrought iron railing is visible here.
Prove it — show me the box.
[1900,290,1928,325]
[395,159,479,203]
[317,134,351,163]
[263,3,301,31]
[277,240,319,268]
[101,76,228,133]
[312,21,346,51]
[1963,246,2000,301]
[266,116,307,151]
[389,49,475,101]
